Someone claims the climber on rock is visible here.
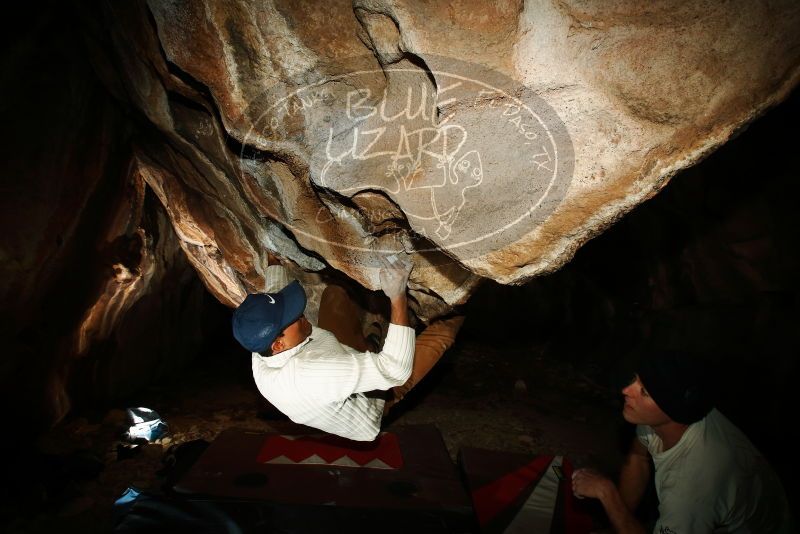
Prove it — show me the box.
[571,349,794,534]
[231,251,463,441]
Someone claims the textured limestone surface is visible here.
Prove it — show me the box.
[87,0,800,319]
[1,4,209,427]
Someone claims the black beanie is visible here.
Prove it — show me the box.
[637,350,714,425]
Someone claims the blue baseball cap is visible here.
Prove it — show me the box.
[232,281,307,353]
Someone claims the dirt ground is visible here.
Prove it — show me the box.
[4,339,626,533]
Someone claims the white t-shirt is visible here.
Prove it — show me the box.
[637,409,794,533]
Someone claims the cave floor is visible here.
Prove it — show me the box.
[11,340,624,533]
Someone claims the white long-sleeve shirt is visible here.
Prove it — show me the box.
[251,265,415,441]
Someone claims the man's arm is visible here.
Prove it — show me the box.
[345,254,414,387]
[596,481,647,534]
[295,254,415,402]
[572,437,653,534]
[371,254,414,382]
[619,437,652,511]
[572,469,647,534]
[389,292,410,327]
[382,254,411,326]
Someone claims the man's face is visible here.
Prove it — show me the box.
[270,316,312,355]
[621,375,671,427]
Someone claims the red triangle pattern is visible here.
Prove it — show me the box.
[256,432,403,469]
[471,454,554,527]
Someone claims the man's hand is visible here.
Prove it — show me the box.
[379,254,412,300]
[572,468,614,500]
[379,254,412,327]
[573,468,647,534]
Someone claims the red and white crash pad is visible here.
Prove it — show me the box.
[172,426,600,532]
[459,447,599,533]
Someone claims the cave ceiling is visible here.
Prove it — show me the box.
[88,0,800,320]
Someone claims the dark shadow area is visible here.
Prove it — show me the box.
[462,86,800,507]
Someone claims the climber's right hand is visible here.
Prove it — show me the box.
[379,253,412,301]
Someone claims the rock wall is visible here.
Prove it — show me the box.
[82,0,800,321]
[2,0,800,430]
[0,3,207,430]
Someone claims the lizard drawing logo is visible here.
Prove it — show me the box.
[241,55,574,261]
[320,122,484,240]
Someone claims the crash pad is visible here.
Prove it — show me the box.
[256,431,403,469]
[458,447,599,533]
[174,424,474,531]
